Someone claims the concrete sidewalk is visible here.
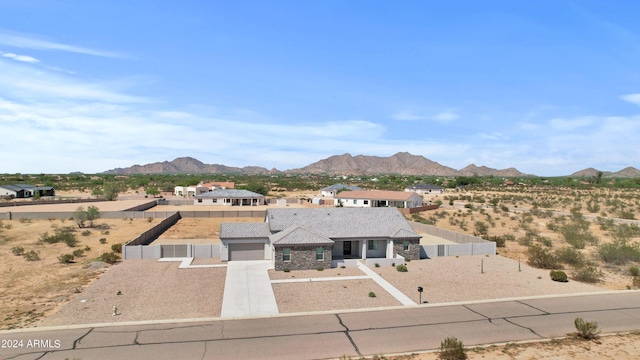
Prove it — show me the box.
[357,263,417,306]
[221,261,279,318]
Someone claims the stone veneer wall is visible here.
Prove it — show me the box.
[274,245,332,271]
[393,239,420,260]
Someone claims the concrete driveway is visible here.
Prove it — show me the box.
[221,260,279,318]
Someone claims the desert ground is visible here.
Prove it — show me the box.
[2,186,640,359]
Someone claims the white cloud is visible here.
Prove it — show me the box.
[1,51,39,63]
[0,31,124,58]
[548,117,594,131]
[392,110,459,122]
[621,93,640,105]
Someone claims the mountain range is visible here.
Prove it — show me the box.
[102,152,639,178]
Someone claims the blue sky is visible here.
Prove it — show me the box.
[1,1,639,176]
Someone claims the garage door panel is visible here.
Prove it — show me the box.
[229,243,264,261]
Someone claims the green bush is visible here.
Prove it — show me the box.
[368,291,376,298]
[550,270,568,282]
[72,249,84,257]
[485,235,506,248]
[396,264,408,272]
[555,247,586,267]
[111,243,122,253]
[574,317,600,339]
[11,246,25,256]
[374,263,380,268]
[527,245,561,269]
[23,250,40,261]
[39,226,78,247]
[100,252,119,264]
[317,267,324,271]
[99,238,107,244]
[438,336,467,360]
[598,240,640,265]
[630,266,640,277]
[81,230,91,236]
[572,266,604,283]
[58,253,75,264]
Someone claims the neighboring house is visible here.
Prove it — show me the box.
[174,185,209,197]
[405,184,444,195]
[0,184,55,198]
[199,181,235,190]
[319,183,363,197]
[194,189,264,206]
[334,190,424,209]
[219,207,421,270]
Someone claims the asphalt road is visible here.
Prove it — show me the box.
[2,291,640,360]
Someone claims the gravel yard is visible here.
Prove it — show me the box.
[377,255,606,304]
[2,199,153,213]
[272,279,401,313]
[37,260,226,327]
[269,267,365,280]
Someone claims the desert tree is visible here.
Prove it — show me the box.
[86,205,100,228]
[74,206,87,228]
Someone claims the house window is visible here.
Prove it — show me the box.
[316,247,324,261]
[283,248,291,262]
[363,200,369,205]
[368,240,378,250]
[353,200,358,204]
[225,198,231,203]
[403,241,410,251]
[197,199,202,203]
[212,198,217,203]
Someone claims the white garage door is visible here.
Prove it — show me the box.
[228,243,264,261]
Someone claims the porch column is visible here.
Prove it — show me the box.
[361,240,367,260]
[386,239,393,258]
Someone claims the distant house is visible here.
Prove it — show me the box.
[334,190,424,209]
[0,184,55,199]
[174,185,209,197]
[194,189,264,206]
[219,207,421,270]
[319,183,363,197]
[404,184,444,195]
[199,181,235,190]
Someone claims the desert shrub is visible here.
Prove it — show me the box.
[619,209,635,220]
[99,238,107,244]
[58,253,75,264]
[550,270,568,282]
[598,240,640,265]
[630,266,640,277]
[500,205,509,212]
[23,250,40,261]
[84,245,91,252]
[438,337,467,360]
[283,268,290,272]
[11,246,25,256]
[555,247,586,267]
[19,218,32,223]
[72,249,84,257]
[396,264,408,272]
[572,266,604,283]
[536,236,553,247]
[574,317,600,340]
[316,267,324,271]
[100,252,119,264]
[633,276,640,288]
[473,221,489,237]
[527,245,561,269]
[39,226,78,247]
[147,217,154,223]
[81,230,91,236]
[485,236,506,247]
[374,263,380,268]
[596,216,615,230]
[111,243,122,253]
[368,291,376,298]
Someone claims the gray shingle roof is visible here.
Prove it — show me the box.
[195,189,264,199]
[320,183,363,192]
[220,223,270,239]
[271,225,334,245]
[266,207,420,239]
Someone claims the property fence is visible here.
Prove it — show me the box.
[0,210,179,221]
[121,200,158,212]
[410,222,496,258]
[0,198,108,208]
[124,212,181,247]
[123,243,220,260]
[178,210,266,218]
[398,204,440,215]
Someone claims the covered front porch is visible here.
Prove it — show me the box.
[331,239,394,260]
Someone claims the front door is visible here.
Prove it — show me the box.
[343,241,352,256]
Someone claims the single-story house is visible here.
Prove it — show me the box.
[334,190,424,209]
[219,207,421,270]
[319,183,363,197]
[174,185,210,197]
[0,184,55,198]
[194,189,264,206]
[405,184,444,195]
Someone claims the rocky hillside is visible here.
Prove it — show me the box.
[103,157,273,174]
[569,167,640,178]
[287,152,525,176]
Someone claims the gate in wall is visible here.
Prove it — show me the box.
[161,244,188,258]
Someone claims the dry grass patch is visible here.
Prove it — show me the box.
[0,218,157,329]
